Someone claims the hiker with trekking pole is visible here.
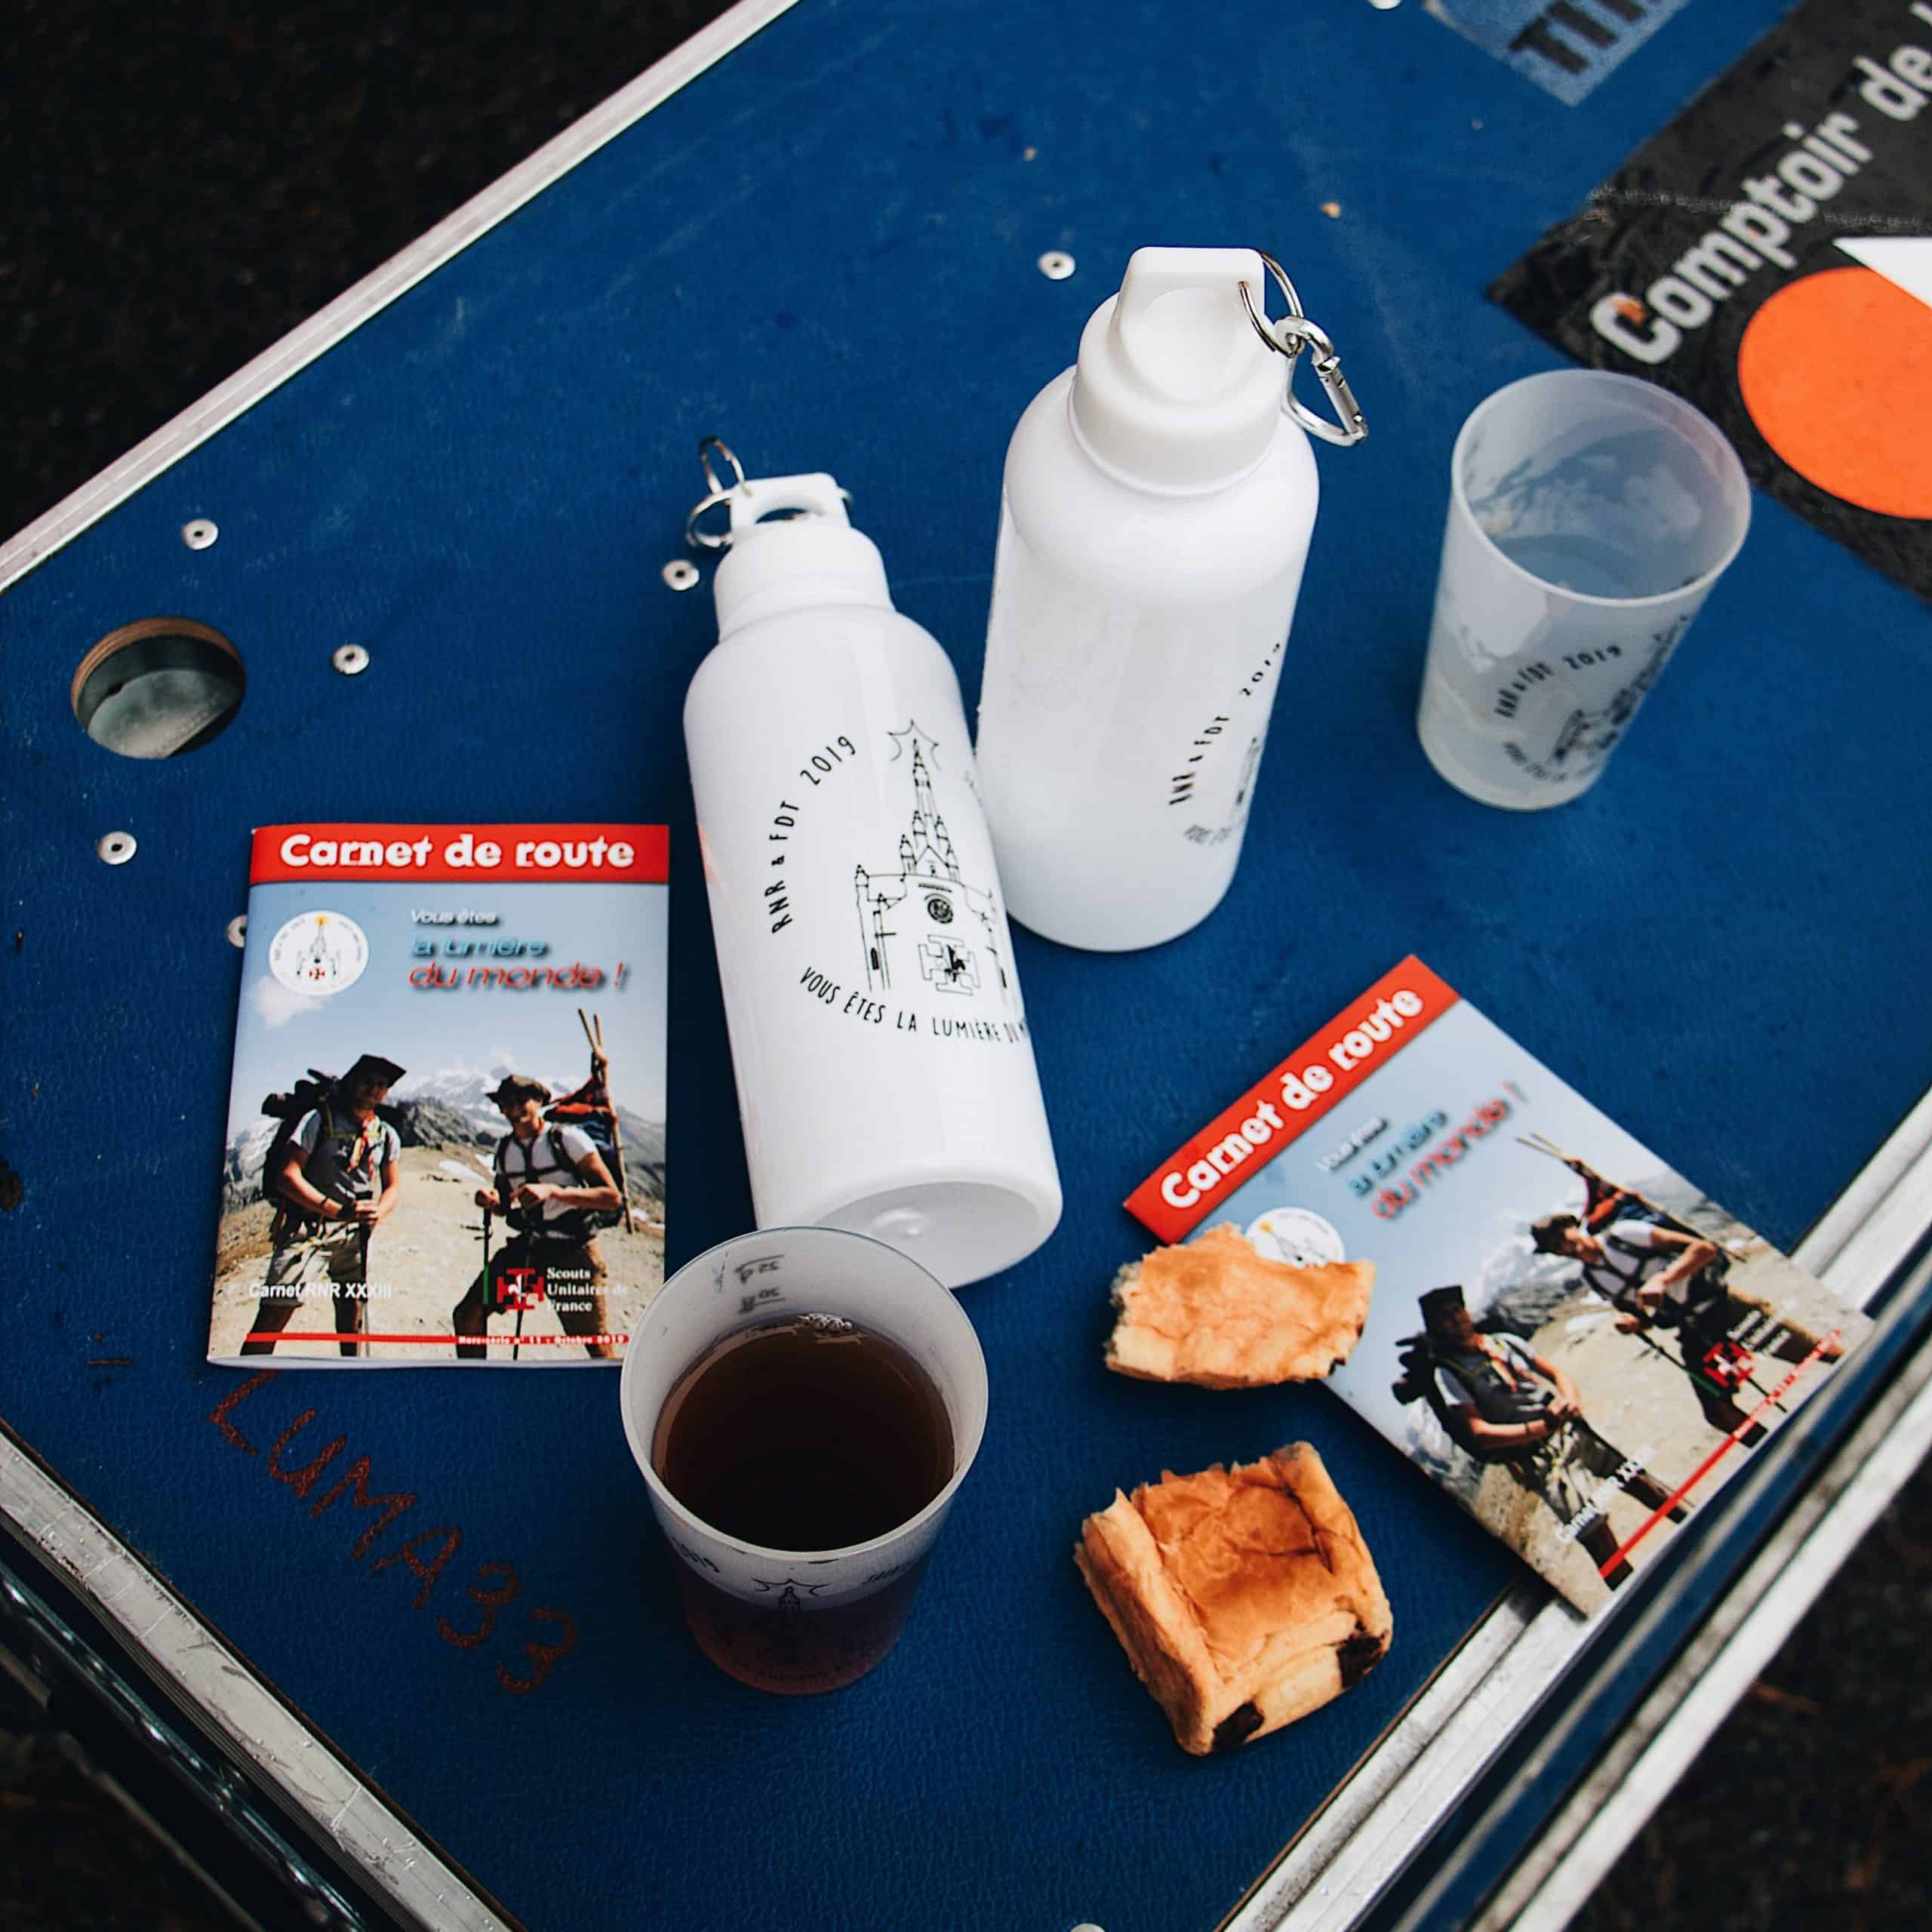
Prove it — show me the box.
[1519,1135,1844,1444]
[452,1073,624,1360]
[1395,1285,1688,1594]
[242,1053,405,1360]
[546,1009,638,1234]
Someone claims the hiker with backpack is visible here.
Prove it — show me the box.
[452,1073,624,1360]
[1531,1208,1724,1330]
[548,1013,638,1233]
[1530,1158,1844,1444]
[1398,1286,1684,1592]
[242,1054,405,1359]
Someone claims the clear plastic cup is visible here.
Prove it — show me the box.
[1416,370,1751,809]
[618,1226,988,1694]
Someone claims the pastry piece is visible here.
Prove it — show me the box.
[1074,1444,1392,1755]
[1106,1223,1374,1386]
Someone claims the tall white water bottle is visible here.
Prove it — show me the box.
[975,247,1366,952]
[682,457,1062,1287]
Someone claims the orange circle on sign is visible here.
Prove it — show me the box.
[1737,265,1932,518]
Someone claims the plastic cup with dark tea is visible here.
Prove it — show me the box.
[618,1226,988,1694]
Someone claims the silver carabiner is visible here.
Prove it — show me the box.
[1238,252,1367,448]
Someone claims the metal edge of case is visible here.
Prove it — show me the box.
[1225,1095,1932,1932]
[0,0,804,595]
[0,1428,509,1932]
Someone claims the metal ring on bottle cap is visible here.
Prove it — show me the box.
[1238,252,1368,449]
[698,436,746,499]
[1238,251,1312,348]
[685,437,752,551]
[684,442,858,551]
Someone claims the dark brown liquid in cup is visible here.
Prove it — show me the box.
[666,1560,932,1696]
[650,1315,955,1694]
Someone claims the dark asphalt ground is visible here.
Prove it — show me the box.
[5,5,1930,1927]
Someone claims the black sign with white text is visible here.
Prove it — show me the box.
[1492,0,1932,601]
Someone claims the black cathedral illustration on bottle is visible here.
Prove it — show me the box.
[854,726,1015,1011]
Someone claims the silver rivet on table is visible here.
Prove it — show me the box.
[332,643,370,676]
[181,519,218,549]
[97,831,137,866]
[662,559,700,592]
[1038,251,1077,281]
[1367,0,1401,11]
[226,915,248,948]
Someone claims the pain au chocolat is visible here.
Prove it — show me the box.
[1075,1445,1392,1755]
[1105,1224,1374,1387]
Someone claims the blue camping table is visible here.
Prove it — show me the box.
[4,2,1930,1927]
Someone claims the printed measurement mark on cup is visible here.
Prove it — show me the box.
[736,1257,786,1315]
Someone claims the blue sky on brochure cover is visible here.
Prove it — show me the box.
[226,878,669,1143]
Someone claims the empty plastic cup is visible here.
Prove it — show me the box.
[1416,371,1750,809]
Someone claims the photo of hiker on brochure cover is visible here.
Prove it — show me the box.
[209,825,668,1366]
[1127,958,1870,1614]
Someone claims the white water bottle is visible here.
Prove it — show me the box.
[975,247,1366,952]
[682,464,1062,1287]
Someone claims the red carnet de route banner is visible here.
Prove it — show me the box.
[1124,958,1461,1245]
[250,824,669,884]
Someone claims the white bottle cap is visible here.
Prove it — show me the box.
[1069,247,1285,491]
[712,473,894,633]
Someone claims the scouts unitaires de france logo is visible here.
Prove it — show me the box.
[266,909,370,995]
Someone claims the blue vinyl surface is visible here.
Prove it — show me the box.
[3,2,1927,1927]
